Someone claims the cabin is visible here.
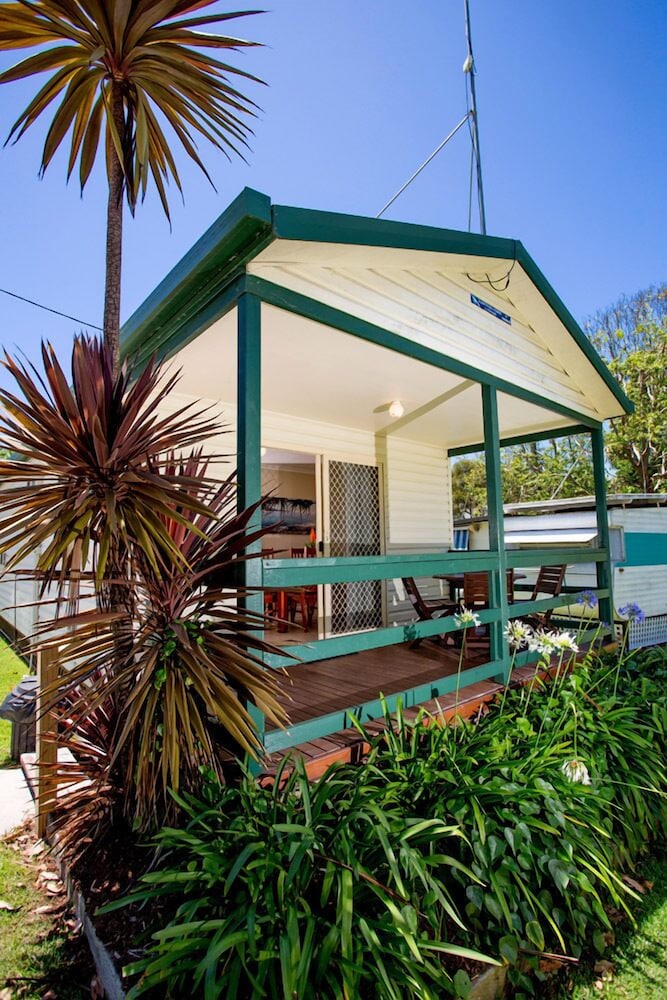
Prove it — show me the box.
[6,187,633,768]
[457,494,667,650]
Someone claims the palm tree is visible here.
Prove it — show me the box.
[0,1,263,376]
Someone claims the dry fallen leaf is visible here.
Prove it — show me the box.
[33,903,64,915]
[46,881,64,895]
[39,870,60,882]
[594,959,615,978]
[0,900,19,912]
[622,875,646,893]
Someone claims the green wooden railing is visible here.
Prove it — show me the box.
[260,547,611,751]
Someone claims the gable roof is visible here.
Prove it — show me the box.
[121,186,632,424]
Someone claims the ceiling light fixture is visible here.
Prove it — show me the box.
[389,400,404,419]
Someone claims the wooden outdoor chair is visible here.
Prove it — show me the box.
[400,577,459,649]
[262,549,278,619]
[461,570,515,657]
[287,547,317,630]
[523,564,567,629]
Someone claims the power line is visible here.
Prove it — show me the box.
[0,286,102,331]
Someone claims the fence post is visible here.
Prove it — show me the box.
[35,647,58,840]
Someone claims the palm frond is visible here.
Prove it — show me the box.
[0,0,264,212]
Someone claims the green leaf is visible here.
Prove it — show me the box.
[525,920,545,951]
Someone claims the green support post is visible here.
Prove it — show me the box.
[591,425,614,631]
[237,291,266,759]
[481,384,509,682]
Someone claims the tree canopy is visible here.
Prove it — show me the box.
[451,284,666,518]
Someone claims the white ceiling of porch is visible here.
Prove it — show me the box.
[171,302,576,450]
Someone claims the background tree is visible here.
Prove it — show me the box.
[584,283,667,362]
[603,320,667,493]
[585,285,667,494]
[0,1,263,376]
[451,436,595,519]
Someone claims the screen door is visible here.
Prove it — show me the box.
[323,459,383,635]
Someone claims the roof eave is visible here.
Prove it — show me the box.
[121,187,273,364]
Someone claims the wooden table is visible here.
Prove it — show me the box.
[435,572,526,602]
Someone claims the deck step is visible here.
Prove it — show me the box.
[260,659,573,783]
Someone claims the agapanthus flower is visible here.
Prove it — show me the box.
[550,630,579,653]
[528,630,558,656]
[561,759,592,785]
[455,604,481,628]
[576,589,598,609]
[619,602,645,623]
[503,619,534,650]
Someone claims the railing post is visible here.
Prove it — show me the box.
[237,291,266,761]
[35,647,58,840]
[591,425,613,632]
[482,384,509,681]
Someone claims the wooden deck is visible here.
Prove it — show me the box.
[270,640,487,728]
[261,641,572,780]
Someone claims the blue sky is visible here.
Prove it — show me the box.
[0,1,665,386]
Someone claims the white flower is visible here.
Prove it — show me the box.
[503,619,534,650]
[561,759,592,785]
[455,604,481,628]
[528,630,557,656]
[550,630,579,653]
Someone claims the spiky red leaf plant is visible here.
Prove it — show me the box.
[0,335,222,610]
[36,453,291,832]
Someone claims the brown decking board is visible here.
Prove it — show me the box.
[270,641,487,728]
[260,648,590,782]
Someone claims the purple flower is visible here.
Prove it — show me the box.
[619,602,645,624]
[576,589,598,609]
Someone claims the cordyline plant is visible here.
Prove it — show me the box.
[0,336,290,834]
[38,457,289,830]
[0,1,264,375]
[0,336,219,604]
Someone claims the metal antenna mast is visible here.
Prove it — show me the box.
[464,0,487,234]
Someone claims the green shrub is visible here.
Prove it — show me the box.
[108,643,667,998]
[104,761,494,999]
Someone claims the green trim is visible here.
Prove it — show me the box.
[264,608,502,669]
[263,660,504,752]
[482,385,509,679]
[262,550,500,588]
[246,275,600,430]
[508,590,609,620]
[505,547,607,568]
[120,188,272,364]
[623,533,667,567]
[272,204,518,259]
[270,203,632,416]
[448,424,593,457]
[591,427,613,626]
[237,292,265,751]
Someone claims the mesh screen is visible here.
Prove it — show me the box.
[328,460,382,634]
[628,614,667,651]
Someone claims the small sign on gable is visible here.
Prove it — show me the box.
[470,293,512,325]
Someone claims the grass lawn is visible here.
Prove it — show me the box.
[560,855,667,999]
[0,825,93,998]
[0,634,28,766]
